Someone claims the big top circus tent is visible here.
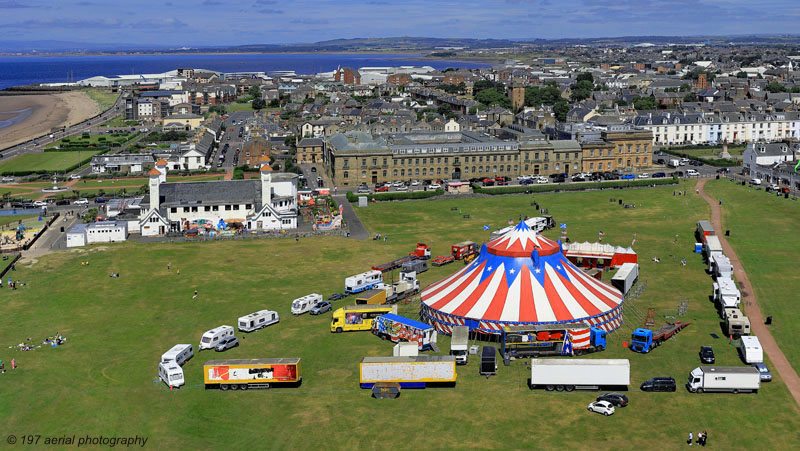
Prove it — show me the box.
[420,221,624,335]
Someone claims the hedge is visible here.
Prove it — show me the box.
[660,149,739,167]
[346,189,444,202]
[473,177,678,195]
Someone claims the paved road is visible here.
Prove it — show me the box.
[0,92,126,158]
[334,194,368,239]
[697,178,800,407]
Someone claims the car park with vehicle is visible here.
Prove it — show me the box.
[700,346,715,364]
[587,400,615,416]
[310,301,332,315]
[74,198,89,205]
[753,363,772,382]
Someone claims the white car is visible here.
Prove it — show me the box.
[750,178,762,185]
[33,201,47,207]
[429,183,441,189]
[587,400,615,416]
[411,180,420,186]
[638,173,650,179]
[73,198,89,205]
[516,175,531,181]
[68,174,81,180]
[395,185,408,191]
[535,177,549,184]
[686,169,700,177]
[1,177,14,183]
[392,181,403,187]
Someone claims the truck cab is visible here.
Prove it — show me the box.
[630,328,653,353]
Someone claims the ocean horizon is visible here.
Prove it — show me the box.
[0,53,491,90]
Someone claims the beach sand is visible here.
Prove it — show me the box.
[0,92,102,148]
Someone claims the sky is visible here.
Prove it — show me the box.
[2,0,800,47]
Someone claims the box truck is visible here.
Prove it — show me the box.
[713,277,741,309]
[162,344,193,366]
[711,254,733,279]
[345,270,383,293]
[355,288,387,305]
[450,326,469,365]
[529,358,630,391]
[203,358,302,390]
[686,366,760,394]
[725,308,751,336]
[611,263,639,295]
[291,293,322,315]
[696,220,715,243]
[371,313,438,351]
[668,158,681,168]
[739,336,763,364]
[359,356,456,388]
[200,325,234,351]
[158,361,185,388]
[238,310,279,332]
[331,304,397,333]
[704,235,723,262]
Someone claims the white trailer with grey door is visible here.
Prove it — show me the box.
[529,358,630,391]
[739,336,763,364]
[704,235,723,261]
[611,263,639,295]
[686,366,760,394]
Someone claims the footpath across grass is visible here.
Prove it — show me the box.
[0,180,798,448]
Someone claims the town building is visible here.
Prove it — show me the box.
[67,221,129,248]
[296,138,324,164]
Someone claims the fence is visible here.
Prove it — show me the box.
[137,227,348,244]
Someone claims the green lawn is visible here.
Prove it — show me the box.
[53,133,134,149]
[704,178,800,373]
[1,180,799,448]
[225,102,255,112]
[0,151,103,175]
[0,214,36,228]
[0,187,41,195]
[82,88,119,111]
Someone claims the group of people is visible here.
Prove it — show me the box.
[4,278,25,289]
[688,431,709,446]
[0,358,16,373]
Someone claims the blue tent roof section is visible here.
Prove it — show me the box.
[380,313,433,331]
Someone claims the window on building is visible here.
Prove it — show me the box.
[212,206,219,211]
[246,204,252,210]
[437,168,441,174]
[343,171,348,178]
[590,162,594,170]
[382,158,387,166]
[607,162,612,170]
[383,170,387,177]
[590,150,595,157]
[393,169,398,176]
[556,153,560,160]
[415,168,420,176]
[362,158,367,166]
[401,169,405,176]
[191,206,198,212]
[225,205,231,211]
[204,206,210,212]
[372,158,377,166]
[361,171,366,179]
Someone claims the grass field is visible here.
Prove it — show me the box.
[0,214,36,227]
[0,187,42,195]
[1,180,799,449]
[704,178,800,373]
[0,151,103,175]
[82,89,119,111]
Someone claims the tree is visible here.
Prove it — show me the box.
[570,79,593,102]
[683,92,698,102]
[736,71,748,79]
[253,98,266,110]
[553,99,569,122]
[615,99,628,106]
[209,105,227,115]
[475,88,511,109]
[679,83,691,92]
[83,207,98,223]
[436,103,453,117]
[576,72,594,84]
[473,80,496,95]
[524,85,562,107]
[269,98,281,107]
[765,82,786,93]
[632,95,657,110]
[248,85,261,98]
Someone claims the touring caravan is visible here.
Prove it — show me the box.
[200,325,235,351]
[238,310,279,332]
[158,361,185,388]
[291,294,322,315]
[161,344,193,366]
[345,270,383,294]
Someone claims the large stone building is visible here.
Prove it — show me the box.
[296,138,325,164]
[601,127,654,171]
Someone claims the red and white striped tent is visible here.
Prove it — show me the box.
[420,221,624,335]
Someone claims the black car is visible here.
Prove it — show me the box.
[553,176,566,183]
[311,167,317,172]
[699,346,715,364]
[596,392,629,407]
[327,292,348,301]
[95,197,107,204]
[641,377,676,392]
[571,175,585,182]
[651,172,667,178]
[55,199,71,206]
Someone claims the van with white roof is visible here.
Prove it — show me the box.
[199,325,234,351]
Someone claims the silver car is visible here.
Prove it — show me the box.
[214,336,239,352]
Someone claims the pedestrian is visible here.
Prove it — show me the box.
[701,431,708,447]
[192,289,198,299]
[696,188,699,194]
[673,190,676,196]
[11,358,15,370]
[718,199,722,205]
[167,262,171,270]
[687,431,693,446]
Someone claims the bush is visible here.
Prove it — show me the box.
[473,177,678,195]
[346,189,444,203]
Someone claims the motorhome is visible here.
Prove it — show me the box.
[238,310,279,332]
[713,277,741,309]
[199,325,235,351]
[291,293,322,315]
[724,308,751,336]
[161,344,193,366]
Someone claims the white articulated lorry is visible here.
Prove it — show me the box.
[686,366,760,394]
[529,359,630,391]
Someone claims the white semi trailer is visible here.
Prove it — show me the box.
[529,358,630,391]
[686,366,760,394]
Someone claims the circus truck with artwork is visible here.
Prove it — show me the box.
[359,355,457,389]
[501,323,608,358]
[330,304,397,333]
[203,358,302,390]
[371,313,438,351]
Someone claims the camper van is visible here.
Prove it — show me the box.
[158,361,185,388]
[161,344,194,366]
[345,270,383,294]
[739,336,764,364]
[713,277,741,309]
[724,308,751,336]
[238,310,279,332]
[199,325,235,351]
[291,293,322,315]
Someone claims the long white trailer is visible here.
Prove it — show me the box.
[529,358,630,391]
[359,356,456,388]
[704,235,723,260]
[687,366,760,394]
[611,263,639,295]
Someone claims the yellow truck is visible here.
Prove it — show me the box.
[203,358,302,390]
[331,304,397,333]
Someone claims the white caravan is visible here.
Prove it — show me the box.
[291,293,322,315]
[199,325,234,350]
[739,336,764,364]
[238,310,280,332]
[158,361,185,388]
[161,344,193,366]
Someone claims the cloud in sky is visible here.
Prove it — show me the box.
[1,0,799,46]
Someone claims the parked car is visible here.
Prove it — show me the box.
[1,177,14,182]
[55,199,71,206]
[214,336,239,352]
[571,175,585,182]
[640,377,676,392]
[94,197,107,203]
[587,400,615,416]
[310,301,332,315]
[392,181,403,187]
[396,185,408,191]
[73,198,89,205]
[553,176,566,183]
[310,167,317,172]
[699,346,715,364]
[482,178,495,186]
[411,180,420,186]
[686,169,700,177]
[375,185,389,192]
[357,186,371,194]
[429,183,441,189]
[535,177,549,184]
[766,184,780,192]
[621,173,636,180]
[750,178,762,185]
[68,174,81,180]
[495,180,508,186]
[596,392,629,407]
[520,179,534,185]
[33,201,47,207]
[327,292,348,302]
[638,173,650,179]
[651,172,667,178]
[752,362,772,382]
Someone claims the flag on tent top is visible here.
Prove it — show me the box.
[508,219,514,225]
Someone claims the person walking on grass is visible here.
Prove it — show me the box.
[687,431,693,446]
[192,289,198,300]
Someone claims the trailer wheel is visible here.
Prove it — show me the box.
[565,385,575,392]
[546,385,555,391]
[264,383,270,389]
[230,384,239,390]
[220,384,229,391]
[240,384,248,391]
[733,389,739,394]
[556,385,565,392]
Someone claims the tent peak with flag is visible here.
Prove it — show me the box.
[421,220,624,335]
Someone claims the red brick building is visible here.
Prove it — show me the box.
[387,73,412,86]
[335,67,361,85]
